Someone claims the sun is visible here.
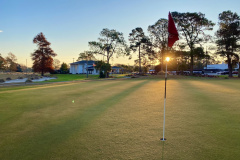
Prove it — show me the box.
[166,57,170,62]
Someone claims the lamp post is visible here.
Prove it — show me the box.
[161,57,170,141]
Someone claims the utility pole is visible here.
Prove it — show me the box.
[86,57,88,78]
[26,59,27,73]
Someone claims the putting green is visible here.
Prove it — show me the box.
[0,79,240,159]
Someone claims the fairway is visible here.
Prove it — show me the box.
[0,78,240,160]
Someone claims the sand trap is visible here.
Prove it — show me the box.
[3,77,56,83]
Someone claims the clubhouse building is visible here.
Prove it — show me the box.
[69,60,123,75]
[70,60,98,75]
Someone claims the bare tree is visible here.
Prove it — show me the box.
[53,59,61,70]
[6,52,18,72]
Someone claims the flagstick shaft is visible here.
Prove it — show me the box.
[162,62,167,140]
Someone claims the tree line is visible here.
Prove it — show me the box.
[77,10,239,77]
[0,52,25,72]
[2,10,238,78]
[0,33,69,75]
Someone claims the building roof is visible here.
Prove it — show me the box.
[112,66,122,69]
[70,60,96,65]
[87,66,94,69]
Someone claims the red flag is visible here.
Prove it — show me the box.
[168,12,179,47]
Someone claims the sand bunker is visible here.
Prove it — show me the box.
[3,77,56,83]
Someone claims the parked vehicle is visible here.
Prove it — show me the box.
[218,71,229,75]
[232,71,238,74]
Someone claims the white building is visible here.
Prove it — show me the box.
[70,60,99,75]
[112,66,123,74]
[204,62,239,71]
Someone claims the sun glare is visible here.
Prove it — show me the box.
[166,57,170,62]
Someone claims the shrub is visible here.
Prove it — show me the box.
[131,76,138,78]
[99,71,105,78]
[0,79,5,83]
[25,79,32,83]
[6,77,11,80]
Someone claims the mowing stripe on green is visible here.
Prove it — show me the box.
[163,80,240,160]
[0,80,149,160]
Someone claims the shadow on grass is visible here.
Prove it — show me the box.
[2,80,149,160]
[0,80,132,127]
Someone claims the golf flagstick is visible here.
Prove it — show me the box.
[161,60,168,141]
[160,12,179,141]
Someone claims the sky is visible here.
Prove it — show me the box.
[0,0,240,67]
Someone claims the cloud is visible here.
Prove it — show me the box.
[0,30,2,32]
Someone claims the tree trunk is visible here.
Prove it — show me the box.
[139,45,141,74]
[161,48,164,72]
[106,49,110,78]
[41,70,44,76]
[190,54,194,76]
[41,48,44,76]
[227,54,233,77]
[189,47,194,76]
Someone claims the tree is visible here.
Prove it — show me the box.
[77,51,96,78]
[0,54,6,71]
[148,19,168,72]
[60,62,69,74]
[155,64,161,73]
[129,27,154,74]
[172,12,215,75]
[5,52,18,72]
[53,59,61,70]
[31,32,57,76]
[115,64,133,73]
[16,64,22,72]
[215,11,240,77]
[89,28,129,77]
[77,51,96,61]
[94,61,111,78]
[18,64,27,72]
[134,56,152,73]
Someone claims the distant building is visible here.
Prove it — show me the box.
[149,69,155,74]
[69,60,98,75]
[111,66,123,74]
[204,62,239,73]
[204,62,227,70]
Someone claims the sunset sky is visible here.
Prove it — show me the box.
[0,0,239,67]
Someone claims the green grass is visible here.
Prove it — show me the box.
[47,74,128,82]
[0,78,240,159]
[47,74,99,82]
[47,74,127,82]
